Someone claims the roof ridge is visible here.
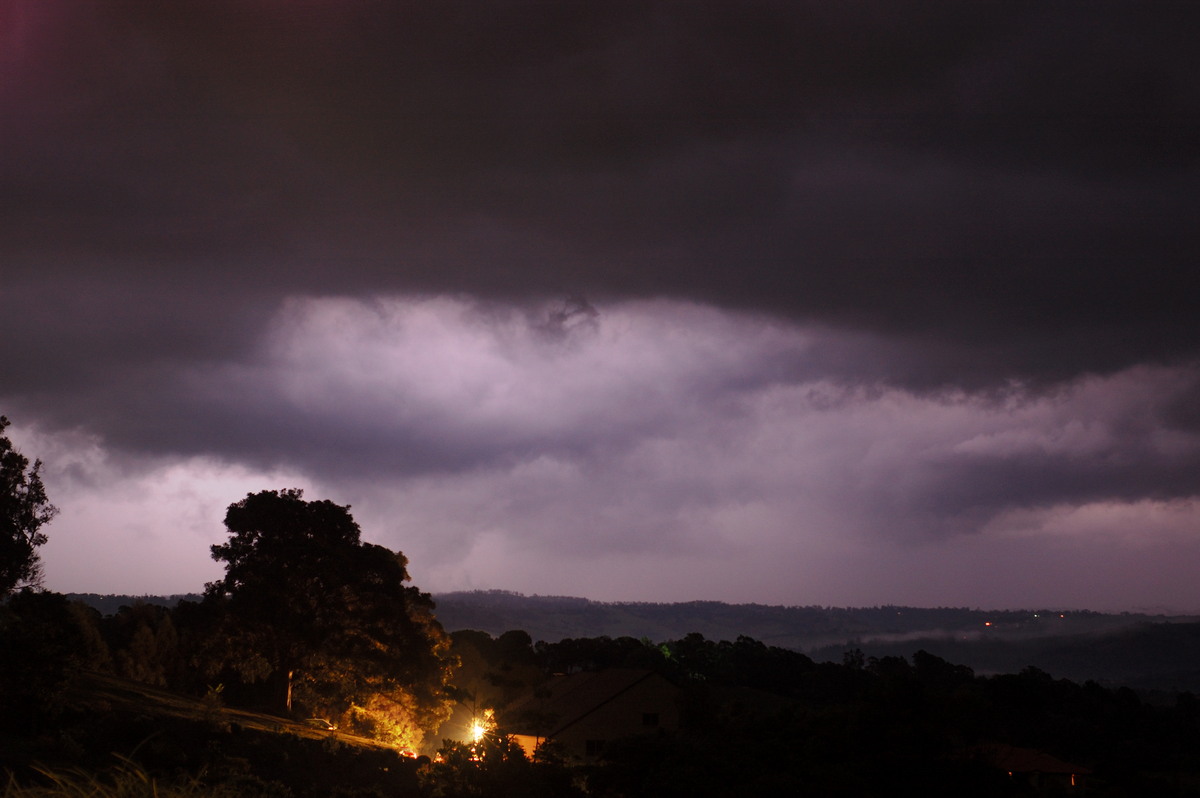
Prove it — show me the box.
[545,669,657,737]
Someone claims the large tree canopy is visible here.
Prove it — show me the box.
[205,489,454,745]
[0,416,57,597]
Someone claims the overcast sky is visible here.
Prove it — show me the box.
[3,1,1199,611]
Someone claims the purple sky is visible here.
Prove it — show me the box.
[3,1,1199,611]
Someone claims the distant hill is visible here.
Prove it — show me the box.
[807,619,1200,694]
[428,589,1185,647]
[72,590,1192,650]
[430,591,1200,693]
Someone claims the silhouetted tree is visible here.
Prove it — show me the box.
[448,629,546,724]
[422,734,581,798]
[103,601,183,687]
[0,416,57,596]
[204,489,454,746]
[0,589,88,730]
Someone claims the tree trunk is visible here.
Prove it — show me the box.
[286,669,294,713]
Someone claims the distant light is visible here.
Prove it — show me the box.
[984,622,992,627]
[470,720,487,744]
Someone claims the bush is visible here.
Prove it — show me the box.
[0,590,89,729]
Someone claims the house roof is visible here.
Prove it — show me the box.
[973,743,1092,775]
[501,668,672,738]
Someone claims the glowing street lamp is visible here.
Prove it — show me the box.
[468,708,494,745]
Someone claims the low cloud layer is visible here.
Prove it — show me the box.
[13,298,1200,609]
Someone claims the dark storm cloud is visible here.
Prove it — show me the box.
[884,416,1200,538]
[4,0,1198,407]
[37,295,1197,540]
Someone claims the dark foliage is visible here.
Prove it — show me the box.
[200,489,455,737]
[0,589,89,731]
[3,703,425,798]
[522,633,1200,796]
[0,415,57,596]
[449,629,543,711]
[422,736,582,798]
[4,595,1200,796]
[65,592,202,616]
[99,601,185,687]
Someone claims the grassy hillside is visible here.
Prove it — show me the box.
[2,671,423,798]
[71,671,391,746]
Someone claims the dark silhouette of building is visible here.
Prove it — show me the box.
[501,668,680,761]
[973,743,1092,792]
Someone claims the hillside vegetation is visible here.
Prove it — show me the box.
[428,591,1200,693]
[72,590,1200,693]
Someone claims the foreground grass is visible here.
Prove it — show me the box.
[3,760,255,798]
[73,673,388,749]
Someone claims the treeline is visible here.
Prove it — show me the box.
[61,586,1200,698]
[810,620,1200,695]
[431,592,1200,692]
[458,631,1200,796]
[6,588,1200,795]
[431,590,1180,649]
[65,592,201,617]
[2,588,561,798]
[71,590,1200,694]
[0,586,445,741]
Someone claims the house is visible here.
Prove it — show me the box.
[972,743,1092,792]
[500,668,681,761]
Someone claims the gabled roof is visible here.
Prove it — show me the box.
[974,743,1092,775]
[501,668,672,737]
